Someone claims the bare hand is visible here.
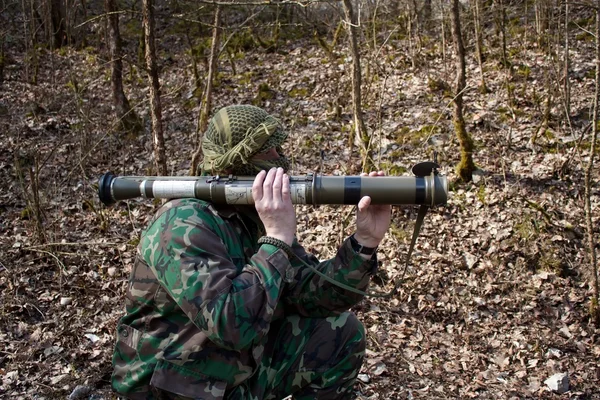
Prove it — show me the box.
[354,171,392,248]
[252,167,296,246]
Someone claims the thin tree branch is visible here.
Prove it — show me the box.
[193,0,321,6]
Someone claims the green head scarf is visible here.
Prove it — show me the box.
[201,105,290,175]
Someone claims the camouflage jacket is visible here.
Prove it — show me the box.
[112,198,377,399]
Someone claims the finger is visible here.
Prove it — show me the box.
[360,172,367,177]
[358,196,372,212]
[262,168,277,202]
[272,167,284,203]
[377,170,386,176]
[252,170,267,203]
[368,171,377,177]
[281,173,291,204]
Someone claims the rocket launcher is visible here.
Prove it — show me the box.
[98,162,447,207]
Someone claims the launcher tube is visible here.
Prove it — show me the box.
[98,172,448,206]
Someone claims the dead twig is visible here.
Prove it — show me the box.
[23,241,122,249]
[22,248,66,291]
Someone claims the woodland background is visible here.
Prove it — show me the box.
[1,0,600,398]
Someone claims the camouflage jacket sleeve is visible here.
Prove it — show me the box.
[282,238,377,317]
[140,201,292,351]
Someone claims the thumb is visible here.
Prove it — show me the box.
[358,196,372,212]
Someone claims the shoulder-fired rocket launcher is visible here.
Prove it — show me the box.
[98,162,447,207]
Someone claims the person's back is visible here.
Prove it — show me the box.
[111,105,392,399]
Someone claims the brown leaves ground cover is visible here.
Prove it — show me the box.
[1,31,599,400]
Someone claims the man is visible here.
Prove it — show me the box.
[111,105,392,399]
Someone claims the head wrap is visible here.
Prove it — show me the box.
[201,105,290,175]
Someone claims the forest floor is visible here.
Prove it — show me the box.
[1,28,600,400]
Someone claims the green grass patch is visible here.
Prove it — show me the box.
[289,87,309,98]
[427,77,451,93]
[379,162,408,176]
[575,31,595,42]
[238,71,255,86]
[514,216,537,242]
[389,220,410,242]
[515,64,531,80]
[253,83,275,106]
[228,29,258,53]
[394,125,440,147]
[476,184,486,205]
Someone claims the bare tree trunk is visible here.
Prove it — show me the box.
[190,5,222,176]
[142,0,167,175]
[497,0,509,69]
[185,32,200,90]
[584,7,600,327]
[22,0,40,83]
[28,155,45,243]
[106,0,141,134]
[50,0,66,48]
[410,0,421,53]
[331,19,344,50]
[471,0,487,93]
[563,1,571,117]
[21,0,29,81]
[0,36,4,85]
[451,0,475,182]
[528,77,552,148]
[534,0,550,49]
[524,0,528,43]
[495,0,515,109]
[440,0,447,75]
[79,0,88,47]
[368,0,378,51]
[14,151,46,244]
[0,1,5,85]
[422,0,432,29]
[342,0,370,171]
[407,2,416,69]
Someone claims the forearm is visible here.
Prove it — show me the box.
[283,237,376,316]
[196,244,291,349]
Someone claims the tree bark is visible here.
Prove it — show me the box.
[497,0,509,69]
[106,0,141,134]
[142,0,167,175]
[563,1,571,117]
[534,0,550,48]
[451,0,475,182]
[440,0,447,72]
[0,11,5,84]
[29,155,45,244]
[422,0,432,27]
[342,0,370,171]
[407,2,416,69]
[50,0,66,48]
[190,5,222,176]
[584,7,600,327]
[471,0,487,93]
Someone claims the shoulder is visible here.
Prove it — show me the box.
[141,199,221,243]
[152,198,220,223]
[140,199,225,259]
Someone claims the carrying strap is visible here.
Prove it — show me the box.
[290,204,430,298]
